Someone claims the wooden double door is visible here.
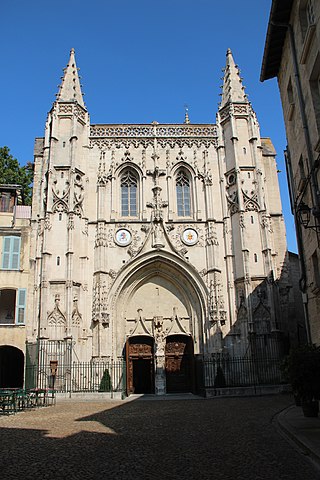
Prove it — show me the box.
[126,334,194,395]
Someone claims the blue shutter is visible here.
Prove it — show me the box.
[2,236,20,270]
[16,288,26,324]
[2,237,11,269]
[11,237,21,270]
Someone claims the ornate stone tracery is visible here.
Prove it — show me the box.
[52,169,70,214]
[72,296,82,326]
[48,294,66,326]
[208,273,226,327]
[92,280,109,326]
[242,189,260,212]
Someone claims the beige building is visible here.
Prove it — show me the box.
[261,0,320,345]
[0,185,31,387]
[27,48,296,394]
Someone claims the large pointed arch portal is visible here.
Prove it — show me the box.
[110,251,207,395]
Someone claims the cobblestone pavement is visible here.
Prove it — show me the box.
[0,394,319,480]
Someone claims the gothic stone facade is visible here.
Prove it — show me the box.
[28,49,292,394]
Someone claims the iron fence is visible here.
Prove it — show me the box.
[201,354,284,389]
[25,361,126,395]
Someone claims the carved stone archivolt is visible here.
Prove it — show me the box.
[48,294,66,326]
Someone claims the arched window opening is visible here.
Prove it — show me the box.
[176,170,191,217]
[121,170,138,217]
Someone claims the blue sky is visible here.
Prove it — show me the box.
[0,0,297,252]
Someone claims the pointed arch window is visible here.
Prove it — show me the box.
[176,170,191,217]
[121,169,138,217]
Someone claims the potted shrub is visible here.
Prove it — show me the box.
[284,344,320,417]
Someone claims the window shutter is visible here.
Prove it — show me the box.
[11,237,21,270]
[2,237,11,269]
[1,236,21,270]
[16,288,26,324]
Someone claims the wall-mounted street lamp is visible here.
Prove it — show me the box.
[297,201,320,232]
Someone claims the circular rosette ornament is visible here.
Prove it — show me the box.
[181,228,198,246]
[115,229,132,246]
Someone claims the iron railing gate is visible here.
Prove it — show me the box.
[25,341,126,395]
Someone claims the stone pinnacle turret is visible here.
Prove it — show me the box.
[56,48,85,107]
[220,48,248,108]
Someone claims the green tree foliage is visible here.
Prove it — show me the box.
[0,146,33,205]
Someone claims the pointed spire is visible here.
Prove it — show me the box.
[184,105,190,124]
[56,48,85,107]
[220,49,247,108]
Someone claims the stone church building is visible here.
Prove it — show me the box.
[27,49,296,395]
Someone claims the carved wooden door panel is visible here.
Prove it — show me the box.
[126,336,154,395]
[165,335,194,393]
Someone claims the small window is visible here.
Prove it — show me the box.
[57,256,60,266]
[0,191,14,213]
[176,170,191,217]
[243,147,247,155]
[251,216,254,224]
[254,253,258,263]
[121,169,138,217]
[59,213,62,221]
[2,236,21,270]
